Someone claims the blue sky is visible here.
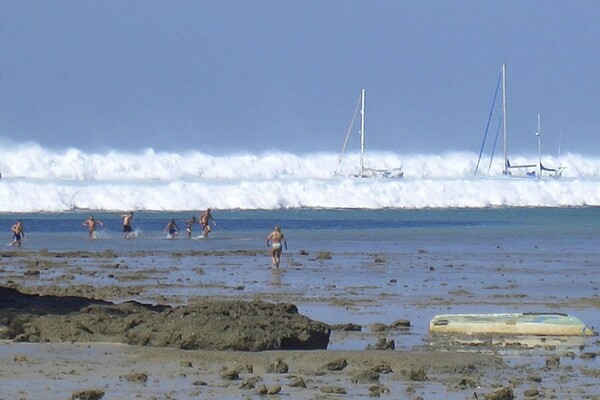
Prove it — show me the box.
[1,1,599,156]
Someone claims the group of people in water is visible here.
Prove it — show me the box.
[80,209,217,240]
[11,208,287,268]
[164,209,217,240]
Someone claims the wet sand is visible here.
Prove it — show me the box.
[2,343,508,399]
[0,248,598,399]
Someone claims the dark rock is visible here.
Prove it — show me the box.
[407,368,427,382]
[370,361,393,374]
[352,369,380,383]
[484,387,514,400]
[239,379,255,390]
[316,252,332,260]
[268,358,289,373]
[0,286,330,351]
[545,355,560,368]
[288,376,307,388]
[220,368,239,380]
[120,372,148,383]
[257,384,268,395]
[368,384,390,397]
[240,376,262,389]
[523,388,540,397]
[371,323,388,332]
[331,323,362,332]
[508,377,523,386]
[367,337,395,350]
[458,377,478,389]
[267,385,282,394]
[581,352,597,360]
[322,358,348,371]
[321,386,346,394]
[390,319,411,329]
[71,389,105,400]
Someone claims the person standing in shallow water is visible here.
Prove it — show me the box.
[121,211,134,239]
[199,208,216,238]
[82,215,103,239]
[185,216,198,239]
[266,225,287,268]
[164,219,179,239]
[10,220,25,246]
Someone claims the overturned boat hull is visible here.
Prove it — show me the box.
[429,313,594,336]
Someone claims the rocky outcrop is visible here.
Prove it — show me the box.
[0,286,330,351]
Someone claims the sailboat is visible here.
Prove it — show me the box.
[476,65,565,178]
[475,64,537,177]
[334,89,404,178]
[534,113,565,178]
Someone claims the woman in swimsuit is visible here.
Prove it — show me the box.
[266,225,287,268]
[164,219,179,239]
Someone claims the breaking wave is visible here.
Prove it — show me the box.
[1,140,600,212]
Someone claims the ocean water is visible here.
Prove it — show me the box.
[3,143,600,211]
[2,207,599,254]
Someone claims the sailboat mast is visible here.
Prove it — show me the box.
[359,89,366,176]
[537,113,542,178]
[502,64,508,175]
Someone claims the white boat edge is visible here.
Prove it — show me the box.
[429,313,595,337]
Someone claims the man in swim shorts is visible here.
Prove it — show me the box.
[199,208,217,238]
[82,215,103,239]
[121,211,134,239]
[10,220,25,246]
[266,225,287,268]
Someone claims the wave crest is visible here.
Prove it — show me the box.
[1,143,599,211]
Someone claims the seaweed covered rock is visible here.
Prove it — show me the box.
[0,286,330,351]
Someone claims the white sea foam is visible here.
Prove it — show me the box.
[1,141,600,212]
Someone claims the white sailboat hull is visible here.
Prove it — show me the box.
[356,167,404,179]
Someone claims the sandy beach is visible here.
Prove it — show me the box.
[0,245,598,399]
